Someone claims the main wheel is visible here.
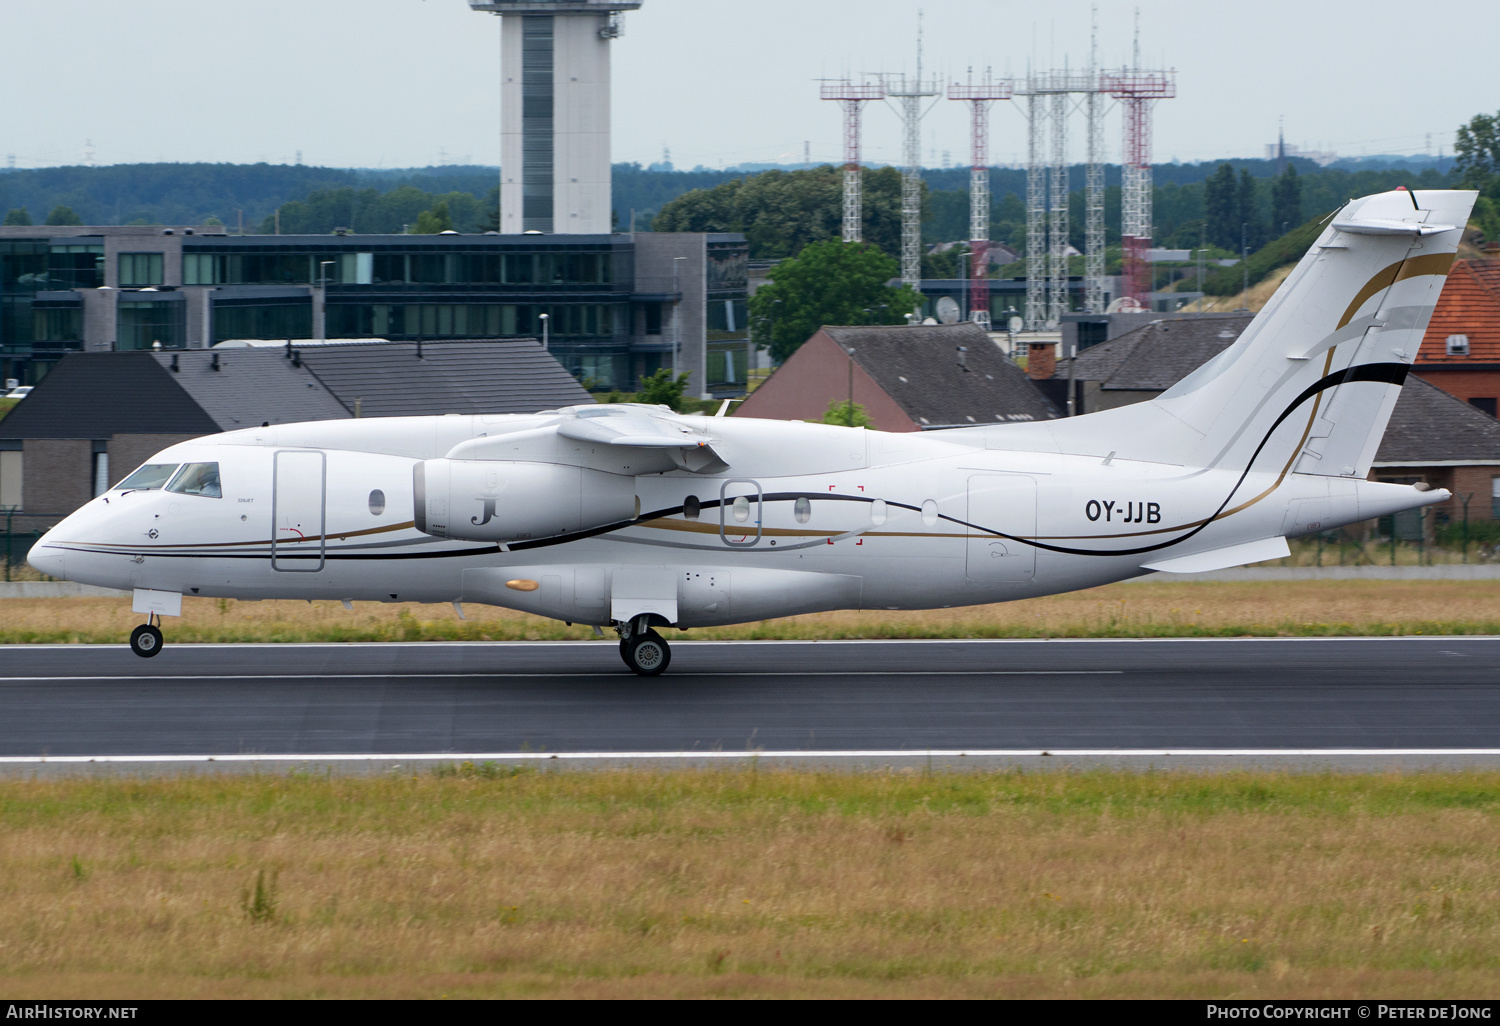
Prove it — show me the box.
[130,623,164,658]
[620,629,670,676]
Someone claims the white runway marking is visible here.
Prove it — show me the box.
[3,749,1500,765]
[3,637,1499,651]
[0,670,1124,682]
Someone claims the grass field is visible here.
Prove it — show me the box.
[3,579,1500,645]
[1,768,1497,998]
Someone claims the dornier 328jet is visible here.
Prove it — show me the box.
[29,189,1477,674]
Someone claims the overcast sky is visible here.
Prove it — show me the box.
[4,0,1498,171]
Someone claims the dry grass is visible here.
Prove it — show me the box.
[1179,264,1295,314]
[2,579,1500,645]
[1,768,1498,998]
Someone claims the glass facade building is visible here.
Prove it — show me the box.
[0,227,749,398]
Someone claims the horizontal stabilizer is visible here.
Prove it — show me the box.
[1331,218,1458,236]
[1142,536,1291,574]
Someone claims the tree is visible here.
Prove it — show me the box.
[1457,110,1500,243]
[45,205,83,226]
[411,201,454,234]
[1236,168,1263,252]
[1271,164,1302,237]
[636,368,690,411]
[1203,164,1237,250]
[3,208,31,226]
[1456,111,1500,187]
[653,166,913,260]
[748,240,923,364]
[821,399,872,428]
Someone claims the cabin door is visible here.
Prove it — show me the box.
[965,475,1036,582]
[272,450,326,572]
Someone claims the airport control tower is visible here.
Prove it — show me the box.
[469,1,641,235]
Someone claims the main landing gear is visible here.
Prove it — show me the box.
[130,614,164,658]
[616,615,670,676]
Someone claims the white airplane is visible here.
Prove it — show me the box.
[29,188,1476,675]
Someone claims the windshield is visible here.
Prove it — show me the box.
[166,462,222,498]
[116,464,179,491]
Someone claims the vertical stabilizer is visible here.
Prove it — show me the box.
[1031,189,1475,478]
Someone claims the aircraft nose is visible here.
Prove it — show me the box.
[27,539,67,579]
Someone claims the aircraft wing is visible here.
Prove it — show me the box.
[446,408,730,475]
[558,410,730,473]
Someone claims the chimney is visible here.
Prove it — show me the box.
[1026,341,1056,380]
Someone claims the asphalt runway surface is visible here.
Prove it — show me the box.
[1,638,1499,766]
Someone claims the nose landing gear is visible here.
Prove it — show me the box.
[616,615,670,676]
[130,614,164,658]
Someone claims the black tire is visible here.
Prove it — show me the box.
[620,629,670,676]
[130,623,164,659]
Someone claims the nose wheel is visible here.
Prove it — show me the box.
[617,616,671,676]
[130,615,164,658]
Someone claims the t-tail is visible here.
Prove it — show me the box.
[1048,188,1477,480]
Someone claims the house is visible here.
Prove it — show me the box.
[1413,257,1500,415]
[0,340,592,537]
[736,322,1060,432]
[1053,314,1255,415]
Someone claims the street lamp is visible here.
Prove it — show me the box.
[538,312,550,351]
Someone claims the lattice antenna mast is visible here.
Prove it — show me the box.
[1102,20,1175,309]
[1016,68,1095,329]
[884,17,943,300]
[948,70,1013,329]
[1084,8,1107,314]
[820,79,885,242]
[1024,88,1047,330]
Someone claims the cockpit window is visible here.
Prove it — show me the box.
[116,464,179,491]
[166,462,222,498]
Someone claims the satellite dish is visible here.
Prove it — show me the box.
[1007,316,1024,333]
[935,296,962,325]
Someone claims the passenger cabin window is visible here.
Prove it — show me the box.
[732,495,750,523]
[369,489,386,515]
[116,463,179,491]
[683,495,700,520]
[794,497,812,524]
[166,462,222,498]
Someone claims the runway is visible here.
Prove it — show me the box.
[1,638,1499,765]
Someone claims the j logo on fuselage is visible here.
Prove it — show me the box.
[473,498,498,526]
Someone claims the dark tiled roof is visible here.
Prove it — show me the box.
[822,323,1059,426]
[295,340,593,418]
[1066,314,1255,390]
[151,350,351,430]
[1376,374,1500,463]
[0,353,220,439]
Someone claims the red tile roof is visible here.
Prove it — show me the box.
[1418,259,1500,365]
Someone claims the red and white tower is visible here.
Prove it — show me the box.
[948,74,1013,329]
[1101,67,1175,308]
[820,80,884,243]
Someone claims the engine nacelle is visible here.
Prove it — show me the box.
[413,460,637,542]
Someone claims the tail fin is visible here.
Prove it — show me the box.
[1042,188,1476,476]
